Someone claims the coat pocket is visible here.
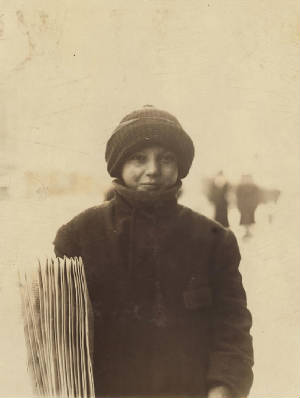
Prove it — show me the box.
[183,286,212,310]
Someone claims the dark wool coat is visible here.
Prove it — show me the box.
[53,183,253,397]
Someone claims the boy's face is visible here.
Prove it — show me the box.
[121,145,179,191]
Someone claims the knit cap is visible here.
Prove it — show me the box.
[105,105,195,178]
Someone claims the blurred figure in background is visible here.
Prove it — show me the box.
[208,171,230,227]
[261,188,281,224]
[236,175,261,238]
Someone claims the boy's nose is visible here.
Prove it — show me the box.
[145,159,160,176]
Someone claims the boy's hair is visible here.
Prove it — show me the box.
[105,105,195,179]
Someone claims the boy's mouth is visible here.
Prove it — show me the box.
[139,183,161,190]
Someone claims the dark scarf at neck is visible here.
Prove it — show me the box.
[112,179,182,327]
[112,179,181,215]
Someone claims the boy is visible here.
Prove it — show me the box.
[54,105,253,398]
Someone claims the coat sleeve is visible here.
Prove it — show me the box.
[207,229,254,397]
[53,217,81,258]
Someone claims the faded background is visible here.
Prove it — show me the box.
[0,0,299,396]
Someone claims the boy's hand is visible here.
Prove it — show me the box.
[207,385,232,398]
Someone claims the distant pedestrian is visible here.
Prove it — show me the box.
[236,175,261,237]
[208,171,230,227]
[260,188,281,224]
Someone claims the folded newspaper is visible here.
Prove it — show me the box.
[19,257,95,398]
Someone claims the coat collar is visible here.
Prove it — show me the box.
[112,179,181,217]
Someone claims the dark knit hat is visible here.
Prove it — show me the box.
[105,105,195,179]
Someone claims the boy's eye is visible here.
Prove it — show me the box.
[130,153,146,162]
[161,153,176,163]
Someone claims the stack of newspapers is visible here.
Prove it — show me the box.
[19,257,95,398]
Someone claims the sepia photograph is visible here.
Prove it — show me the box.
[0,1,299,397]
